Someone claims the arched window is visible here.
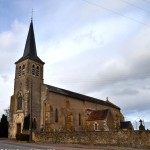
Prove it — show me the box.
[17,93,22,110]
[18,66,21,77]
[45,103,50,123]
[32,64,35,75]
[79,114,81,126]
[94,122,99,131]
[50,105,53,123]
[32,118,36,129]
[55,108,58,123]
[50,105,53,113]
[36,66,40,77]
[22,65,25,75]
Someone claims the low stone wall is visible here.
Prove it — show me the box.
[33,131,150,148]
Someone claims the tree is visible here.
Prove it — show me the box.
[0,114,8,137]
[4,107,11,121]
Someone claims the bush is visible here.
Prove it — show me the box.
[16,133,29,141]
[0,114,8,137]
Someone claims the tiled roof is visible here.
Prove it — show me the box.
[87,109,109,121]
[46,84,120,110]
[120,121,133,129]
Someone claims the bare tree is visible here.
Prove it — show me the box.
[4,107,10,121]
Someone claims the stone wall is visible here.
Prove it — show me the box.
[33,131,150,149]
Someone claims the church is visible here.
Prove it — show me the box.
[9,20,124,138]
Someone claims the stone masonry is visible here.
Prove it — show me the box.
[33,130,150,149]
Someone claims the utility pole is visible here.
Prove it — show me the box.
[29,79,32,142]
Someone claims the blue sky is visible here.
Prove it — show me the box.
[0,0,150,128]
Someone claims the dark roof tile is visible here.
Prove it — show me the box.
[16,20,44,64]
[87,109,109,121]
[46,84,120,110]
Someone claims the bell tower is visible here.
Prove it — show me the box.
[10,20,44,137]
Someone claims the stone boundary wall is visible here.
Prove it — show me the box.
[33,131,150,148]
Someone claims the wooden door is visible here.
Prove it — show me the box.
[16,123,21,134]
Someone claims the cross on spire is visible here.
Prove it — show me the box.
[31,8,34,21]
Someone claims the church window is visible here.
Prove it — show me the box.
[79,114,81,126]
[32,64,35,75]
[50,105,53,112]
[17,93,23,110]
[50,105,53,123]
[45,103,50,123]
[40,67,43,77]
[55,108,58,123]
[32,118,36,129]
[18,66,22,77]
[94,122,99,131]
[36,66,40,77]
[22,65,25,75]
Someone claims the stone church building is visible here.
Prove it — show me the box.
[9,21,124,138]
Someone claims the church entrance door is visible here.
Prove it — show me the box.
[16,123,21,134]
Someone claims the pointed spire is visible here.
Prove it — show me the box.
[16,20,44,64]
[23,19,37,58]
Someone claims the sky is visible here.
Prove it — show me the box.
[0,0,150,129]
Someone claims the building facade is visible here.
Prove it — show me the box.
[9,21,124,138]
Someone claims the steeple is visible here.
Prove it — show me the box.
[16,20,44,64]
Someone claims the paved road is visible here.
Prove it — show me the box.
[0,139,148,150]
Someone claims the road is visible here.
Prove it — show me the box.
[0,139,148,150]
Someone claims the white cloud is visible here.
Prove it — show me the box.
[0,0,150,125]
[0,21,27,76]
[0,20,27,116]
[0,75,14,115]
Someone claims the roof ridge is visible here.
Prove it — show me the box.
[45,84,120,110]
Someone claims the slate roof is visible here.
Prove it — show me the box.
[120,121,133,130]
[16,20,44,64]
[46,84,120,110]
[86,109,109,121]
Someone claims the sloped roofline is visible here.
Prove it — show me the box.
[15,20,44,64]
[45,84,120,110]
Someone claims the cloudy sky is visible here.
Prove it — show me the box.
[0,0,150,128]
